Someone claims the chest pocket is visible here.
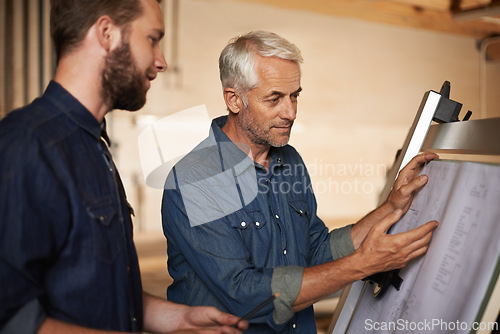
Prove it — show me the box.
[289,200,308,218]
[87,198,121,264]
[288,200,310,259]
[229,207,270,267]
[230,207,267,231]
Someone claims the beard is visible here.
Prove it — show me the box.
[238,106,293,148]
[101,39,148,111]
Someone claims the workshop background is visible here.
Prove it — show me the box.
[2,0,500,332]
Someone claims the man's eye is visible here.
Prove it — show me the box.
[267,96,280,103]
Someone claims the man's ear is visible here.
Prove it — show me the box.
[223,87,244,115]
[95,15,121,51]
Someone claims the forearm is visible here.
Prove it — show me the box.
[293,208,436,313]
[38,318,124,334]
[291,252,366,312]
[143,291,188,333]
[142,291,246,334]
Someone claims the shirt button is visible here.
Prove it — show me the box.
[292,323,296,329]
[277,158,282,163]
[255,221,260,227]
[283,249,287,255]
[99,215,106,222]
[275,214,279,219]
[241,221,247,227]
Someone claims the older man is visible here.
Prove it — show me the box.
[161,31,438,333]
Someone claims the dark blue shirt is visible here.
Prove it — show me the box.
[162,116,354,333]
[0,81,143,332]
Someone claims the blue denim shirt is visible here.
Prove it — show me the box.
[0,81,143,333]
[162,116,354,333]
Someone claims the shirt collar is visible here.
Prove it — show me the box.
[44,80,105,143]
[211,115,230,142]
[210,116,254,177]
[210,115,285,174]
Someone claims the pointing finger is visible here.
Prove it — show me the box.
[394,220,438,245]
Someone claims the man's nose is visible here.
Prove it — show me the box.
[155,49,167,72]
[281,98,297,121]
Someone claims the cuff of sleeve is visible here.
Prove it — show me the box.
[270,265,304,325]
[0,299,46,334]
[329,224,355,260]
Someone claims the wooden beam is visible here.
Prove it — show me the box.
[453,1,500,21]
[233,0,500,39]
[460,0,493,10]
[390,0,452,11]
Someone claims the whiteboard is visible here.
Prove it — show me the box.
[340,160,500,333]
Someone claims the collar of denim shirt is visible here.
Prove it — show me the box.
[44,80,108,145]
[211,116,285,176]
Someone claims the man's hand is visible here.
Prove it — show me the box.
[350,153,439,250]
[174,306,248,334]
[293,153,440,312]
[38,308,248,334]
[142,292,248,334]
[355,209,438,276]
[291,209,438,313]
[354,152,439,276]
[386,152,439,212]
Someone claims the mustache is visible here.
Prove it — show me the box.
[271,121,294,128]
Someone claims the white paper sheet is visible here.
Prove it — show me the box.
[346,160,500,334]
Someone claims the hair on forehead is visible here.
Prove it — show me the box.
[219,31,303,93]
[50,0,162,62]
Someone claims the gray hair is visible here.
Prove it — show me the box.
[219,31,303,94]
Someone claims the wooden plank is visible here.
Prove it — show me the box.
[453,1,500,21]
[12,0,25,110]
[233,0,500,38]
[389,0,492,11]
[460,0,493,10]
[390,0,452,11]
[0,0,6,118]
[27,0,40,102]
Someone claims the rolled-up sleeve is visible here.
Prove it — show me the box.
[329,224,355,260]
[270,224,355,325]
[270,265,304,325]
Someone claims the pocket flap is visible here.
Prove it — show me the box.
[86,201,116,226]
[289,200,308,217]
